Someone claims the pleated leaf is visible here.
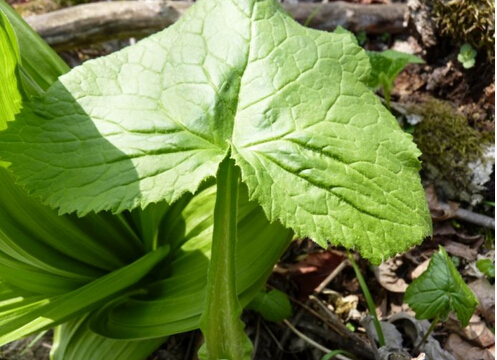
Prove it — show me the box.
[0,168,144,276]
[51,315,165,360]
[0,0,431,264]
[0,247,168,346]
[89,184,293,339]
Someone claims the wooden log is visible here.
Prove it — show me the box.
[24,1,408,50]
[286,1,407,34]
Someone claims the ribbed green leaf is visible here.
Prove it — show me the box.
[51,315,165,360]
[0,251,88,294]
[128,200,171,253]
[0,282,51,326]
[89,184,293,339]
[0,168,144,274]
[0,247,168,346]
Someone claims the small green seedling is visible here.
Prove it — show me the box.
[476,259,495,279]
[366,50,424,109]
[247,289,292,322]
[457,43,477,69]
[0,0,432,359]
[405,246,479,349]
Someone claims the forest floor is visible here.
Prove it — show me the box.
[1,0,495,360]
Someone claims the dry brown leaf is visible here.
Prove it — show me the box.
[433,221,457,236]
[455,232,484,244]
[275,250,345,299]
[446,314,495,347]
[442,239,478,261]
[374,257,408,293]
[469,278,495,324]
[394,67,425,98]
[389,300,415,318]
[411,258,430,279]
[484,83,495,105]
[411,354,426,360]
[425,185,460,221]
[445,333,495,360]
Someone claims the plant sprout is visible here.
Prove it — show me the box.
[457,43,477,69]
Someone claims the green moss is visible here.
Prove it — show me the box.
[412,98,494,200]
[432,0,495,60]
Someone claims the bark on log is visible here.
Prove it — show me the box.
[24,1,408,50]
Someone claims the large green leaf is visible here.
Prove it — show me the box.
[0,282,52,328]
[404,246,479,327]
[0,247,168,346]
[0,168,144,275]
[0,0,431,263]
[51,315,165,360]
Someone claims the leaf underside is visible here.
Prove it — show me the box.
[404,246,479,327]
[0,0,431,263]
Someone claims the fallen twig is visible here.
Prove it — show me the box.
[278,258,349,349]
[309,296,375,360]
[315,259,350,294]
[24,1,408,50]
[439,202,495,229]
[283,319,354,360]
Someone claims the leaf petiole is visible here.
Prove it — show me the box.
[199,155,252,360]
[412,314,439,354]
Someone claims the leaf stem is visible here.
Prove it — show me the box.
[412,314,439,354]
[347,253,385,347]
[199,156,252,360]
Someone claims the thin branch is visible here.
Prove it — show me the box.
[283,320,354,360]
[440,202,495,229]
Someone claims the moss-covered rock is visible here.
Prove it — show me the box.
[412,98,494,204]
[431,0,495,61]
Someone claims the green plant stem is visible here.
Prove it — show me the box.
[347,253,385,347]
[412,314,439,354]
[379,74,392,111]
[199,156,252,360]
